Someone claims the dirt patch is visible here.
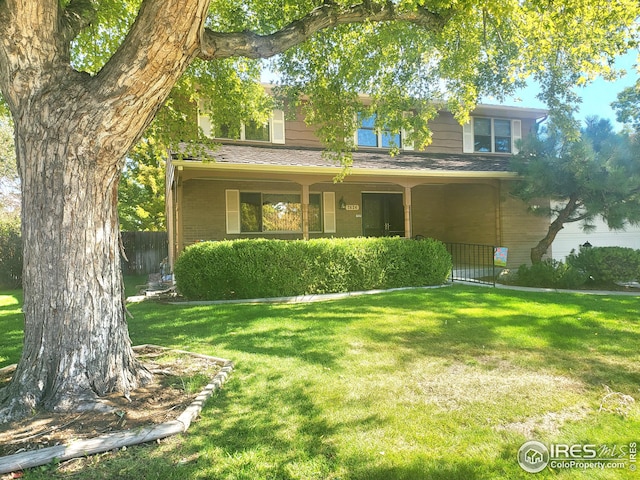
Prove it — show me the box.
[0,346,224,459]
[496,405,591,437]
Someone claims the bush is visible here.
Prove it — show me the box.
[567,246,640,285]
[0,219,22,288]
[514,259,588,289]
[174,237,451,300]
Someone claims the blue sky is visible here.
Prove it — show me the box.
[495,51,639,129]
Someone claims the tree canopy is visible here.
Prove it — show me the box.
[613,79,640,133]
[50,0,640,156]
[510,117,640,263]
[118,140,166,231]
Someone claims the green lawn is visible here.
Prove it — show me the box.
[0,285,638,479]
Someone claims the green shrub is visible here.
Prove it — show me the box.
[567,246,640,285]
[0,219,22,288]
[514,259,588,289]
[174,237,451,300]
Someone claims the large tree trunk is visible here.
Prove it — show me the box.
[0,92,153,421]
[0,0,210,422]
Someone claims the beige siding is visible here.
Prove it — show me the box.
[284,110,323,148]
[499,182,551,267]
[441,184,498,245]
[411,185,447,239]
[281,109,541,154]
[423,112,463,154]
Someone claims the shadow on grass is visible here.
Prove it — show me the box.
[129,286,640,391]
[3,285,638,479]
[346,458,490,480]
[350,287,640,392]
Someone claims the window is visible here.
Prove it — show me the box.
[356,114,401,149]
[308,194,322,232]
[463,117,522,154]
[230,192,324,233]
[241,192,301,232]
[244,120,270,142]
[198,109,285,144]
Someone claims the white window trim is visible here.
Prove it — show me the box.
[198,109,285,144]
[463,117,522,154]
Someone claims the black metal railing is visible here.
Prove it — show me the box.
[445,243,499,286]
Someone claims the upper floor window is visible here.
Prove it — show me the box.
[198,108,285,144]
[463,117,522,154]
[356,114,402,149]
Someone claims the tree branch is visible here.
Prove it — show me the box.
[199,2,452,60]
[60,0,99,45]
[86,0,210,161]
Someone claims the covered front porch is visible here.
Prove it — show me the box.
[166,144,547,269]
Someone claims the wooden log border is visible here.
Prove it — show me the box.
[0,345,234,475]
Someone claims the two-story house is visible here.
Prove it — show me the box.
[165,89,549,270]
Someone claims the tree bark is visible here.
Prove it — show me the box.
[0,89,150,419]
[0,0,210,422]
[530,195,581,264]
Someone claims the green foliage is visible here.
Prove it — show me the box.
[0,218,22,288]
[511,117,640,262]
[567,246,640,285]
[62,0,640,163]
[514,259,587,289]
[274,0,639,151]
[118,139,166,231]
[174,237,451,300]
[612,78,640,133]
[512,118,640,224]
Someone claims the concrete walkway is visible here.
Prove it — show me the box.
[455,280,640,297]
[125,281,640,306]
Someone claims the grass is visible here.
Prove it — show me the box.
[0,284,639,479]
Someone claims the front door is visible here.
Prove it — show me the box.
[362,193,405,237]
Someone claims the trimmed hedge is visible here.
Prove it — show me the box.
[567,246,640,285]
[174,237,451,300]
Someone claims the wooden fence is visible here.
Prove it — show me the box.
[121,231,168,275]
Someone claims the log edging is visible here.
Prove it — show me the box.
[0,344,234,475]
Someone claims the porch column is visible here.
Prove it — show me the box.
[176,174,184,257]
[301,184,310,240]
[404,185,412,239]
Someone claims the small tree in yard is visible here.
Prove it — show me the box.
[511,117,640,264]
[0,0,638,422]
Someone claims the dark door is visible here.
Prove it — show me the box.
[362,193,405,237]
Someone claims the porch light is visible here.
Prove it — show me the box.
[339,196,347,209]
